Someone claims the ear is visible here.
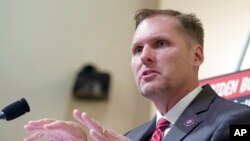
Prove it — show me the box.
[193,44,204,67]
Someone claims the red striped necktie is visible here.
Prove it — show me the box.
[151,118,170,141]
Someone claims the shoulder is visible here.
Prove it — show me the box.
[198,84,249,111]
[214,96,250,122]
[192,84,250,124]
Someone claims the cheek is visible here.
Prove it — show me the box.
[131,59,139,76]
[159,53,185,75]
[131,58,142,85]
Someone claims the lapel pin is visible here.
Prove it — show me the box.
[184,119,194,126]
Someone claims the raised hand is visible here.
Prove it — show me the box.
[24,118,86,141]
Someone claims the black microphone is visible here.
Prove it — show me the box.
[0,98,30,121]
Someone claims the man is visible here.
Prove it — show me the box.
[24,9,250,141]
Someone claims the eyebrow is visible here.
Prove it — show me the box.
[131,33,170,48]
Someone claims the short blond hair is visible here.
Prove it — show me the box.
[134,9,204,46]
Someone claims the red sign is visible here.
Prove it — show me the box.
[199,69,250,106]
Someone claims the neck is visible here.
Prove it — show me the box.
[152,82,199,115]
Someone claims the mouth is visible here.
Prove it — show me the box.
[141,70,159,77]
[142,70,156,76]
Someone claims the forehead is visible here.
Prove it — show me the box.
[132,15,182,45]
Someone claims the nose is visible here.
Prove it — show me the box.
[140,46,155,65]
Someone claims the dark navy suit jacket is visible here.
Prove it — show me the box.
[125,84,250,141]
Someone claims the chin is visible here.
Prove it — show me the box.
[140,91,152,98]
[140,81,168,97]
[140,86,157,97]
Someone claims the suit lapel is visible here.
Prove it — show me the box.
[133,117,156,141]
[163,108,201,141]
[163,85,217,141]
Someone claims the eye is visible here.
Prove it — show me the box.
[156,40,168,47]
[133,46,143,55]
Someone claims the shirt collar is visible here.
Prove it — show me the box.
[156,86,202,124]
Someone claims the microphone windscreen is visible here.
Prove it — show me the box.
[2,98,30,121]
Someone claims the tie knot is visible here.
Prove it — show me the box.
[156,118,170,131]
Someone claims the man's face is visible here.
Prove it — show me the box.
[131,15,203,97]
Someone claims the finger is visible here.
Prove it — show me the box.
[95,128,130,141]
[45,120,87,140]
[96,127,131,141]
[73,109,102,131]
[73,109,105,137]
[25,118,55,128]
[24,124,44,131]
[44,120,67,130]
[106,129,131,141]
[89,129,108,141]
[26,118,55,126]
[80,112,103,132]
[73,109,86,126]
[44,120,76,133]
[23,132,44,141]
[24,119,55,131]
